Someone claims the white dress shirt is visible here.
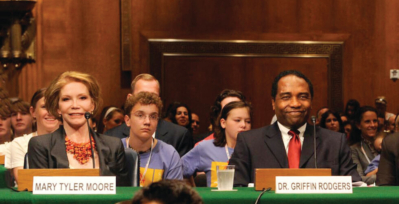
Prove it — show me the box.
[277,122,307,155]
[10,133,34,168]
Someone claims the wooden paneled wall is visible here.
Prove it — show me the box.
[16,0,399,133]
[20,0,130,109]
[162,56,329,132]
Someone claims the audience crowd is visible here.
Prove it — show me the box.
[0,70,399,202]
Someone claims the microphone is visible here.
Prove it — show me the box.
[311,116,317,168]
[85,112,96,169]
[85,112,91,120]
[311,116,316,125]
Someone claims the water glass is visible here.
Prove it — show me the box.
[216,165,235,190]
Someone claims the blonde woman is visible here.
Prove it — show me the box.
[28,71,128,186]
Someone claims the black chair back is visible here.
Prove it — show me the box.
[124,148,140,186]
[23,153,29,169]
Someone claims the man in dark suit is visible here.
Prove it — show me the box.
[105,74,193,156]
[229,70,361,187]
[376,132,399,186]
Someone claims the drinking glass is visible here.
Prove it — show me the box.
[216,165,235,190]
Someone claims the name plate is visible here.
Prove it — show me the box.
[33,176,116,195]
[0,154,4,165]
[275,176,352,194]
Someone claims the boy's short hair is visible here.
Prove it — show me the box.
[124,92,163,117]
[11,98,30,114]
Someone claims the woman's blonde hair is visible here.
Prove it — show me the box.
[45,71,102,120]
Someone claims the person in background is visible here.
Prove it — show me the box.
[10,99,34,138]
[191,113,200,135]
[122,92,182,186]
[191,113,206,144]
[319,110,343,133]
[386,115,396,133]
[10,88,60,184]
[376,127,399,185]
[0,103,12,146]
[132,180,203,204]
[0,97,12,169]
[340,112,348,123]
[364,132,387,177]
[373,132,385,153]
[0,98,13,187]
[182,101,251,187]
[342,121,354,141]
[166,102,193,133]
[105,73,193,157]
[375,96,394,121]
[163,101,179,123]
[377,113,385,132]
[196,89,246,145]
[28,71,128,186]
[0,91,11,155]
[345,99,360,122]
[349,106,379,185]
[315,107,329,126]
[97,106,124,134]
[0,103,12,161]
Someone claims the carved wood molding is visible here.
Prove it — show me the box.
[148,39,343,110]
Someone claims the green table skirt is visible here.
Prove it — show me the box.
[0,165,8,188]
[0,186,399,204]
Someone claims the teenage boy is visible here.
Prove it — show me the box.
[122,92,182,186]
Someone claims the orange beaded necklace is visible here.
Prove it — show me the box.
[65,136,96,165]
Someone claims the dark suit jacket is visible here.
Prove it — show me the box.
[376,133,399,186]
[28,127,129,186]
[105,119,193,156]
[229,122,361,186]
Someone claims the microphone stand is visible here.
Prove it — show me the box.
[311,116,317,168]
[85,112,96,169]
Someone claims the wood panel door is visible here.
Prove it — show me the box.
[149,40,341,133]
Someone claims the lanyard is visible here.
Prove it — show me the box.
[225,144,231,161]
[360,141,371,164]
[126,137,154,185]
